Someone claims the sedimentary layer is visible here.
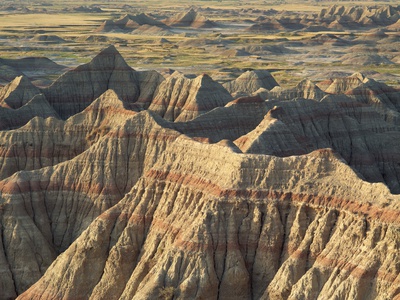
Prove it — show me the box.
[0,46,398,300]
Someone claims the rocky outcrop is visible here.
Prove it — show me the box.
[320,72,400,123]
[268,79,326,101]
[248,4,400,33]
[115,13,167,29]
[0,110,179,297]
[322,72,367,94]
[318,4,400,28]
[0,94,59,130]
[0,48,399,300]
[95,20,117,32]
[42,46,141,119]
[41,46,165,119]
[0,89,135,184]
[17,136,400,300]
[165,8,217,28]
[234,106,306,156]
[96,13,168,32]
[223,70,279,97]
[135,70,165,108]
[148,72,233,122]
[0,75,41,109]
[231,94,400,193]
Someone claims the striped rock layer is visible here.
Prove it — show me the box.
[0,47,398,299]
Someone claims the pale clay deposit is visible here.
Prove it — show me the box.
[0,2,399,300]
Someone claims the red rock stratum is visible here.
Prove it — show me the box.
[0,46,398,300]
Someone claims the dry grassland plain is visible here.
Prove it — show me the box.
[0,0,398,86]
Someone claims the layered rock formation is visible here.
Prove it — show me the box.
[16,136,400,300]
[0,47,398,300]
[96,13,168,32]
[248,4,400,33]
[268,79,325,101]
[318,4,400,27]
[115,13,167,29]
[0,57,66,85]
[165,8,217,28]
[0,94,59,130]
[148,72,233,122]
[223,70,279,97]
[0,75,41,109]
[42,45,162,119]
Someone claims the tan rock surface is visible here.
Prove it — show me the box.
[0,76,41,109]
[17,137,400,300]
[42,46,162,119]
[165,8,216,28]
[148,72,232,122]
[0,94,59,130]
[0,48,398,300]
[223,70,279,97]
[268,79,325,101]
[0,110,180,295]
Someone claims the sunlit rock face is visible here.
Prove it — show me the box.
[0,47,398,300]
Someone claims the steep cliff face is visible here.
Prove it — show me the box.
[0,48,399,300]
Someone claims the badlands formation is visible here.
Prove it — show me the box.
[0,45,398,300]
[0,1,399,299]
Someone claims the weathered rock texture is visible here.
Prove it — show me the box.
[0,94,59,130]
[248,4,400,33]
[148,72,233,122]
[41,45,163,119]
[0,47,398,300]
[96,13,168,32]
[268,79,325,101]
[223,70,279,97]
[0,76,41,109]
[165,8,217,28]
[17,139,400,300]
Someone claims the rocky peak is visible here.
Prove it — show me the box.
[268,79,325,101]
[0,93,59,130]
[148,72,232,122]
[114,13,167,29]
[223,69,279,97]
[95,20,116,32]
[234,105,305,156]
[42,45,141,119]
[0,75,41,109]
[165,8,215,28]
[323,72,367,94]
[86,45,131,71]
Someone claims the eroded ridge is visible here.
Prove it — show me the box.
[0,46,398,299]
